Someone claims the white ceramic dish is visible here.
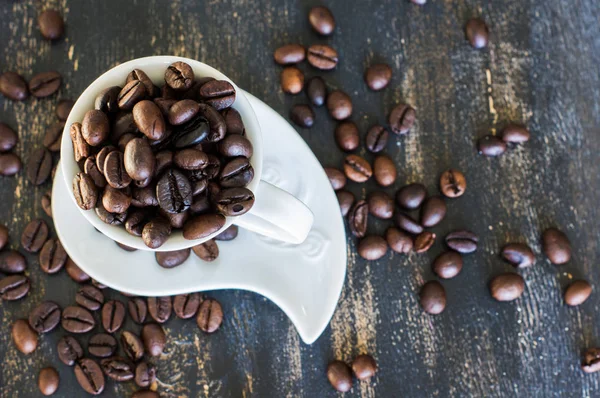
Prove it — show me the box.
[54,91,347,344]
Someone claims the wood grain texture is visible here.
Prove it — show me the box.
[1,0,600,397]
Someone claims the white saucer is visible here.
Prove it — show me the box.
[53,91,347,344]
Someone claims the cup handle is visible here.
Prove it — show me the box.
[234,180,314,244]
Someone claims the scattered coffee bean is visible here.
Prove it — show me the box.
[21,219,49,253]
[29,71,61,98]
[174,293,202,319]
[395,213,423,235]
[445,230,478,253]
[477,135,506,157]
[327,360,352,392]
[439,169,466,198]
[101,356,134,382]
[365,125,388,153]
[365,64,392,91]
[57,336,83,366]
[358,235,388,260]
[502,123,530,143]
[465,18,489,49]
[564,280,592,306]
[199,80,236,111]
[74,358,105,395]
[128,298,148,324]
[0,250,27,274]
[420,196,446,227]
[307,44,339,70]
[352,354,377,380]
[309,6,335,35]
[336,190,354,217]
[274,44,306,65]
[348,200,368,238]
[73,172,98,210]
[0,153,22,176]
[28,301,61,334]
[38,9,64,40]
[38,367,59,395]
[306,76,327,107]
[501,243,535,268]
[148,296,172,323]
[290,104,315,128]
[582,348,600,373]
[56,99,74,121]
[155,248,190,268]
[61,305,95,333]
[135,362,157,388]
[414,232,436,254]
[42,191,53,217]
[420,281,446,314]
[396,183,426,210]
[388,103,416,135]
[367,191,393,219]
[39,239,68,274]
[12,319,38,354]
[334,122,359,152]
[281,67,304,95]
[344,154,372,183]
[542,227,571,265]
[141,323,166,357]
[327,90,352,120]
[325,167,346,191]
[183,213,226,241]
[0,71,29,101]
[27,148,52,185]
[192,239,219,262]
[385,227,413,254]
[373,155,397,186]
[0,123,18,152]
[121,330,145,362]
[214,224,238,241]
[66,258,90,283]
[489,273,525,301]
[197,298,223,333]
[101,300,126,333]
[431,253,462,281]
[43,122,64,152]
[75,285,104,311]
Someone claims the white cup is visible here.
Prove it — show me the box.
[60,56,314,251]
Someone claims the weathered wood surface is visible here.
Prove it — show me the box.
[1,0,600,397]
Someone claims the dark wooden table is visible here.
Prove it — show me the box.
[1,0,600,396]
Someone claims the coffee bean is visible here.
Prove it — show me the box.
[385,227,413,254]
[101,300,126,333]
[173,293,202,319]
[62,306,95,333]
[73,172,98,210]
[365,64,392,91]
[27,148,52,185]
[414,231,436,253]
[135,362,156,388]
[142,217,172,249]
[38,367,60,396]
[197,298,223,333]
[21,219,49,253]
[165,62,194,91]
[84,156,106,188]
[123,139,155,183]
[343,155,372,183]
[0,250,26,274]
[373,155,397,187]
[56,99,74,121]
[166,99,199,126]
[490,273,525,301]
[440,169,466,198]
[0,153,22,176]
[0,72,29,101]
[336,190,354,217]
[141,323,166,357]
[0,123,17,152]
[308,6,335,35]
[365,125,388,153]
[130,187,158,209]
[326,361,352,392]
[43,122,64,152]
[126,69,155,97]
[324,167,346,191]
[70,123,90,162]
[41,191,52,217]
[82,110,109,147]
[281,67,305,95]
[274,44,306,65]
[465,18,489,49]
[290,104,315,128]
[348,200,368,238]
[39,239,68,274]
[121,331,144,362]
[445,230,478,253]
[217,135,253,160]
[76,285,104,311]
[358,235,388,260]
[57,336,83,366]
[420,196,446,227]
[307,45,339,70]
[155,248,190,268]
[183,213,226,240]
[199,80,236,110]
[219,157,254,188]
[65,259,90,283]
[501,243,535,268]
[432,251,463,279]
[542,227,571,265]
[221,108,245,136]
[128,298,147,324]
[156,168,192,214]
[327,90,352,120]
[214,187,255,216]
[147,296,172,323]
[153,151,173,178]
[94,86,121,114]
[420,281,446,314]
[389,103,416,135]
[29,71,61,98]
[174,149,208,171]
[12,319,38,354]
[395,213,423,235]
[334,122,359,152]
[95,202,127,226]
[395,183,426,210]
[29,301,61,333]
[502,123,530,143]
[305,76,327,107]
[352,354,377,380]
[192,239,220,262]
[103,150,132,189]
[118,80,147,110]
[582,348,600,373]
[195,103,227,143]
[477,135,506,156]
[367,191,393,219]
[74,358,105,395]
[214,224,238,241]
[38,9,64,40]
[132,100,166,141]
[564,280,592,306]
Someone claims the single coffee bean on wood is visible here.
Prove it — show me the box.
[542,227,571,265]
[357,236,388,260]
[385,227,413,254]
[141,323,166,357]
[121,330,145,362]
[564,280,592,306]
[76,285,104,311]
[0,250,27,274]
[0,153,22,176]
[101,300,126,333]
[61,306,95,333]
[336,190,354,217]
[135,362,157,388]
[501,243,535,268]
[308,6,335,35]
[39,239,68,274]
[388,103,416,135]
[57,336,83,365]
[420,196,446,227]
[348,200,368,238]
[38,9,64,40]
[502,123,530,143]
[396,183,426,210]
[0,71,29,101]
[489,273,525,302]
[477,135,506,156]
[306,76,327,107]
[420,281,446,314]
[343,154,372,183]
[307,45,338,70]
[29,71,61,98]
[56,99,74,121]
[128,298,148,324]
[324,167,346,191]
[38,367,60,396]
[274,44,306,65]
[12,319,38,354]
[27,147,52,185]
[74,358,105,395]
[44,122,65,152]
[373,155,397,186]
[465,18,489,49]
[365,125,388,153]
[395,213,423,235]
[582,348,600,374]
[290,104,315,128]
[365,64,392,91]
[367,191,394,219]
[174,293,202,319]
[334,122,359,152]
[0,224,7,251]
[281,67,304,95]
[148,296,172,323]
[42,190,52,217]
[439,169,466,198]
[197,298,223,333]
[327,361,352,392]
[29,301,61,333]
[0,123,18,152]
[327,90,352,120]
[21,219,49,252]
[414,232,436,254]
[445,230,478,253]
[352,354,378,380]
[66,258,91,283]
[432,251,463,279]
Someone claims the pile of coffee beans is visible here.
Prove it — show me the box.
[327,354,377,392]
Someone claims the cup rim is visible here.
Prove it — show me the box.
[60,55,263,252]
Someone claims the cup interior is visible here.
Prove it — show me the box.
[60,56,263,252]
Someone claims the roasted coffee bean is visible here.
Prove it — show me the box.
[281,67,305,95]
[29,301,61,333]
[29,71,61,98]
[305,76,327,107]
[445,230,478,253]
[39,239,68,274]
[432,251,463,279]
[542,227,571,265]
[327,90,352,120]
[367,191,393,219]
[218,134,253,158]
[327,361,352,392]
[21,219,49,252]
[501,243,535,268]
[12,319,38,354]
[0,123,17,152]
[582,348,600,374]
[142,217,171,249]
[440,169,466,198]
[465,18,489,49]
[155,249,190,269]
[396,183,426,210]
[389,103,416,135]
[219,157,254,188]
[65,258,90,283]
[352,354,377,380]
[420,196,446,227]
[101,300,126,333]
[192,239,219,262]
[56,98,74,121]
[0,71,28,101]
[307,44,338,70]
[477,135,506,156]
[154,150,173,177]
[95,86,121,114]
[43,122,64,152]
[183,213,226,240]
[95,202,127,225]
[84,156,107,188]
[126,69,154,96]
[395,213,423,235]
[111,113,137,142]
[365,64,392,91]
[128,298,147,324]
[124,138,155,181]
[290,104,315,128]
[104,151,132,189]
[73,172,98,210]
[309,6,335,35]
[334,122,359,152]
[165,61,194,91]
[76,285,104,311]
[325,167,346,191]
[196,103,227,142]
[274,44,306,65]
[162,209,189,229]
[0,250,26,274]
[38,366,60,395]
[117,133,137,152]
[174,293,202,319]
[57,336,83,366]
[414,232,436,253]
[358,236,388,260]
[74,358,105,395]
[135,362,156,388]
[420,281,446,314]
[174,148,208,171]
[121,331,144,362]
[82,110,109,147]
[170,116,208,150]
[167,99,200,126]
[154,98,176,117]
[61,306,95,333]
[141,323,166,357]
[38,9,64,40]
[147,296,172,323]
[41,191,53,217]
[385,227,413,254]
[197,298,223,333]
[102,359,134,384]
[502,123,530,143]
[131,186,158,208]
[490,273,525,301]
[133,100,167,141]
[344,154,372,183]
[27,148,52,185]
[214,225,238,241]
[221,108,245,135]
[373,155,397,187]
[0,153,22,176]
[88,333,117,358]
[118,80,147,110]
[365,125,388,153]
[70,123,90,162]
[564,280,592,306]
[190,193,211,214]
[156,168,192,213]
[336,190,354,217]
[199,80,236,110]
[348,200,368,238]
[214,187,255,216]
